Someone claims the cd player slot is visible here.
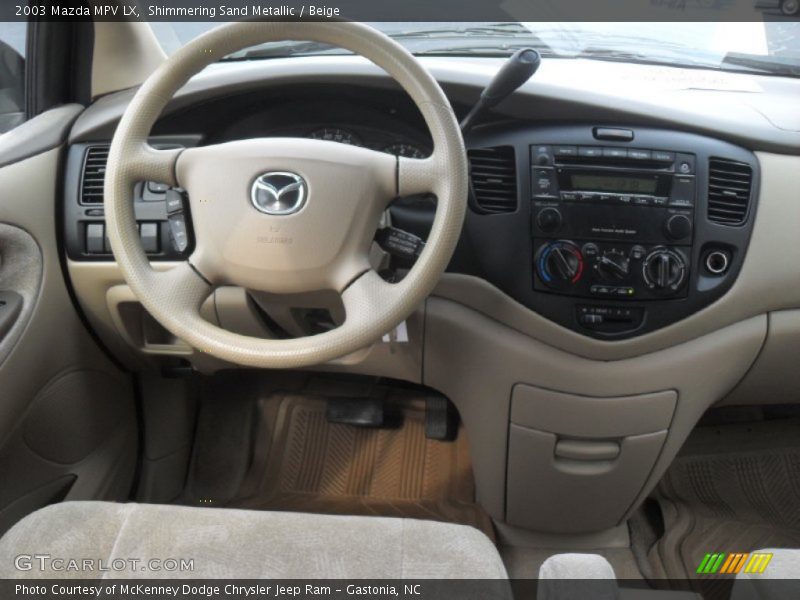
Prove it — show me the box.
[556,162,673,174]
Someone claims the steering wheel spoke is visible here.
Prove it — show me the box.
[398,155,439,196]
[126,144,183,186]
[341,269,396,328]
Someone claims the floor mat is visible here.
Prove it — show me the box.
[229,393,495,540]
[646,419,800,594]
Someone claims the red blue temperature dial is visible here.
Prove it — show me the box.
[536,241,585,290]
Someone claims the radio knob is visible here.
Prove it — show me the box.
[595,249,630,282]
[664,214,692,241]
[536,241,584,290]
[643,248,686,292]
[536,207,562,233]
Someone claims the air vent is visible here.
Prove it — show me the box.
[468,146,517,213]
[80,145,110,204]
[707,157,753,225]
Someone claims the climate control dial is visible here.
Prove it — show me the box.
[642,247,687,292]
[536,241,585,291]
[594,249,630,282]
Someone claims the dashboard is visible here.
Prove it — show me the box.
[62,56,800,357]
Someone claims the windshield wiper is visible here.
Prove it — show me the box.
[720,52,800,78]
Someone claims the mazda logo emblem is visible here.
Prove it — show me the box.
[251,172,307,215]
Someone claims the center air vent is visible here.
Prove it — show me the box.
[468,146,517,214]
[707,157,753,225]
[80,145,110,204]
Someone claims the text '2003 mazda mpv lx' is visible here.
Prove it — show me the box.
[0,4,799,600]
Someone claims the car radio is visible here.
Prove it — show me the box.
[531,144,696,302]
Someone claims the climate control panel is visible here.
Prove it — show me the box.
[534,240,689,301]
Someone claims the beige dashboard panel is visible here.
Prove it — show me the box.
[424,297,765,522]
[722,310,800,405]
[66,261,424,382]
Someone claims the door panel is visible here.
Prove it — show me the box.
[0,108,137,535]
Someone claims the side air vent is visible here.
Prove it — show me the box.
[468,146,517,213]
[707,157,753,225]
[80,145,110,204]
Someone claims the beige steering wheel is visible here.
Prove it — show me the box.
[105,21,468,368]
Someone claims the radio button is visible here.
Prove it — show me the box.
[628,149,652,160]
[652,151,675,162]
[598,194,615,203]
[633,196,652,206]
[602,147,628,159]
[536,208,563,233]
[618,195,633,204]
[671,175,696,205]
[532,167,557,195]
[652,197,669,206]
[531,145,551,165]
[676,154,695,174]
[553,145,577,157]
[578,146,603,158]
[665,214,693,241]
[669,199,693,208]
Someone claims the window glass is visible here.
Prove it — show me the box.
[0,21,26,133]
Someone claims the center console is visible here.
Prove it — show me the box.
[460,125,759,339]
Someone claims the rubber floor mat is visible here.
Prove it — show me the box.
[231,394,495,540]
[646,419,800,595]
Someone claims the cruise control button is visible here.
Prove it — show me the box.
[140,222,159,253]
[165,189,185,214]
[168,215,189,252]
[147,181,170,194]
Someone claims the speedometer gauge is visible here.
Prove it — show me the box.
[383,143,427,158]
[307,128,362,146]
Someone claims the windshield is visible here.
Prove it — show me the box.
[150,21,800,78]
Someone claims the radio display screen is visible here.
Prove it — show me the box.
[569,174,658,194]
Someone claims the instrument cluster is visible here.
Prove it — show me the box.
[306,127,428,158]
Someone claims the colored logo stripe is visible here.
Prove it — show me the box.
[696,552,773,575]
[697,553,726,574]
[720,553,749,574]
[744,553,773,574]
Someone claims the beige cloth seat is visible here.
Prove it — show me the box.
[0,501,507,579]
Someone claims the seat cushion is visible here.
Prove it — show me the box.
[0,501,506,579]
[731,549,800,600]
